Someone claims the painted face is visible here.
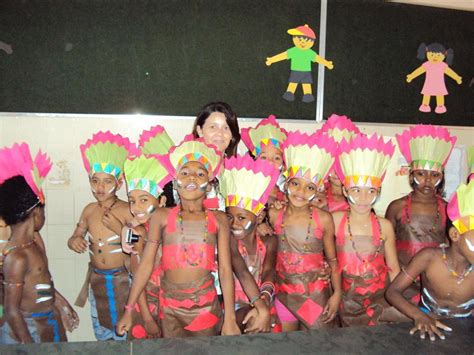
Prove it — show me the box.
[286,177,317,208]
[226,206,257,240]
[128,190,158,224]
[328,171,343,187]
[89,172,120,202]
[459,230,474,265]
[175,161,210,199]
[292,36,315,50]
[258,144,284,170]
[345,186,379,214]
[426,51,445,63]
[197,112,232,153]
[411,169,443,196]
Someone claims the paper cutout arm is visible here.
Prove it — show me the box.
[444,67,462,85]
[406,66,426,83]
[315,54,334,70]
[266,51,288,66]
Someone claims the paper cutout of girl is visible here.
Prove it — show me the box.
[406,43,462,114]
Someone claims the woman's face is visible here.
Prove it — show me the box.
[197,112,232,153]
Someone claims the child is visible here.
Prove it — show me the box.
[333,133,405,326]
[386,180,473,341]
[406,42,462,114]
[386,125,456,305]
[117,137,241,337]
[121,152,173,340]
[68,131,138,341]
[266,24,334,103]
[318,114,361,213]
[268,131,342,331]
[241,114,288,204]
[0,143,69,343]
[220,154,280,333]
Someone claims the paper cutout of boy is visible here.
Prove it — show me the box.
[266,24,333,103]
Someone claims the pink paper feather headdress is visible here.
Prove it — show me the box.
[138,125,174,155]
[396,124,456,173]
[335,133,395,189]
[319,114,361,144]
[282,131,338,187]
[80,131,139,180]
[447,180,474,234]
[220,154,279,216]
[241,115,288,157]
[0,142,52,204]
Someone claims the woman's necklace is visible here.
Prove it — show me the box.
[347,212,383,264]
[441,246,472,285]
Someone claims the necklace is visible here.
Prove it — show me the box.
[99,196,118,213]
[3,239,35,257]
[404,193,442,235]
[239,236,264,275]
[347,212,384,264]
[178,208,209,267]
[441,246,472,285]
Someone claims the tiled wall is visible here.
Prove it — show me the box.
[0,113,472,341]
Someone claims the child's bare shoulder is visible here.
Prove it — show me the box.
[261,233,277,250]
[210,210,227,225]
[82,202,98,215]
[386,197,405,214]
[331,210,345,225]
[315,207,333,223]
[3,245,30,272]
[412,246,440,264]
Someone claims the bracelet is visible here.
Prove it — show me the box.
[124,304,136,312]
[260,289,273,303]
[3,281,24,287]
[260,281,276,295]
[327,256,337,263]
[249,295,260,308]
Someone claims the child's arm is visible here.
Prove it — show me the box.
[381,218,401,281]
[215,211,241,336]
[444,67,462,84]
[3,253,33,343]
[385,249,452,341]
[230,237,270,333]
[315,55,334,70]
[406,66,426,83]
[320,211,341,323]
[116,209,165,336]
[68,206,91,253]
[266,51,288,66]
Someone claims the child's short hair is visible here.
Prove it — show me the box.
[0,176,41,225]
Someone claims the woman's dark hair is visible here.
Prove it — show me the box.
[0,175,41,225]
[417,42,454,65]
[192,101,241,157]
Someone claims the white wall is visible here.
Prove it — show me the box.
[0,113,472,341]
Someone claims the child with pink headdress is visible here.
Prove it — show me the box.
[386,125,456,305]
[0,143,77,343]
[318,114,361,213]
[120,125,174,340]
[117,136,240,337]
[333,134,407,326]
[386,180,473,341]
[68,131,138,341]
[241,114,288,204]
[220,154,280,333]
[268,131,341,331]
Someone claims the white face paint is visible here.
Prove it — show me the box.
[199,182,208,191]
[370,195,378,205]
[175,179,184,189]
[91,186,97,193]
[308,194,315,201]
[146,205,156,214]
[244,220,253,231]
[107,186,116,194]
[465,238,474,252]
[414,177,420,186]
[287,187,292,195]
[347,195,356,205]
[434,179,441,187]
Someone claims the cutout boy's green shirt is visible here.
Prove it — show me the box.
[287,47,317,72]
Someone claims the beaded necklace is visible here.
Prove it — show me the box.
[441,246,473,285]
[99,196,118,213]
[178,208,208,267]
[239,235,264,274]
[404,192,442,234]
[347,212,384,264]
[281,206,313,256]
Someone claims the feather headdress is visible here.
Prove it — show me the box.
[241,115,288,157]
[319,114,361,144]
[447,180,474,234]
[138,125,174,155]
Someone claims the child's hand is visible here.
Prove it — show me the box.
[102,212,122,234]
[116,311,133,336]
[59,303,80,332]
[68,236,89,253]
[256,221,273,237]
[121,227,138,255]
[410,314,452,341]
[243,305,271,333]
[221,319,241,336]
[144,319,161,339]
[326,61,334,70]
[269,200,287,210]
[321,293,340,323]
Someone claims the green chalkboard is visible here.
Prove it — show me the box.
[325,1,474,126]
[0,0,323,119]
